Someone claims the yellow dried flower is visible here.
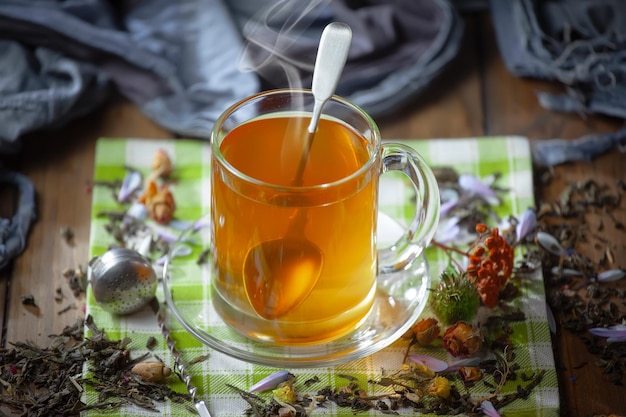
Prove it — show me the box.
[272,383,296,403]
[428,376,451,399]
[411,362,435,378]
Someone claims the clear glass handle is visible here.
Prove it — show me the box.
[377,143,440,274]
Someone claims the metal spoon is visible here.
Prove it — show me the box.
[90,248,211,416]
[242,22,352,320]
[89,248,157,315]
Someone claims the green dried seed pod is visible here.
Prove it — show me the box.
[431,269,480,325]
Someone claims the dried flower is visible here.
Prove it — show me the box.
[546,303,557,334]
[589,325,626,343]
[515,208,536,243]
[467,227,514,308]
[459,366,482,382]
[535,231,566,256]
[151,149,172,178]
[404,317,440,346]
[427,376,451,399]
[118,169,142,203]
[481,400,501,417]
[435,217,462,244]
[431,269,481,325]
[131,361,171,383]
[441,322,482,357]
[597,269,625,283]
[249,370,292,392]
[458,174,499,205]
[408,355,448,372]
[445,357,481,372]
[272,382,296,403]
[138,180,176,224]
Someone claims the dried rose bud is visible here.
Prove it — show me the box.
[152,148,173,178]
[139,181,176,224]
[131,361,171,383]
[411,317,441,346]
[441,322,482,357]
[427,376,451,399]
[459,366,482,382]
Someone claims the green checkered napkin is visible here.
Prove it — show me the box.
[85,136,559,417]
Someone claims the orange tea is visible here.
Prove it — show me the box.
[209,90,440,347]
[211,113,379,344]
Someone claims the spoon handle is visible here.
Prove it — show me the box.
[149,298,212,417]
[307,22,352,134]
[295,22,352,184]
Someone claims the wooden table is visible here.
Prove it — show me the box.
[1,14,624,417]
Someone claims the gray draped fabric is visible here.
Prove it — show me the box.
[0,0,462,153]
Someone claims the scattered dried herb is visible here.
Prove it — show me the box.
[60,226,75,245]
[0,316,189,416]
[530,176,626,386]
[20,294,36,306]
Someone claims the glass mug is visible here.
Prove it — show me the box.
[210,89,439,345]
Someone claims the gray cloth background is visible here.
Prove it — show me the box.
[490,0,626,165]
[0,0,462,154]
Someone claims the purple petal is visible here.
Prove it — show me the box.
[193,217,211,231]
[156,229,179,243]
[439,199,459,217]
[597,269,625,283]
[168,219,193,231]
[459,174,498,204]
[126,202,148,220]
[550,267,582,277]
[608,336,626,343]
[117,170,142,203]
[249,370,291,392]
[408,355,448,372]
[435,217,461,244]
[589,325,626,343]
[536,232,566,256]
[546,303,556,334]
[481,400,501,417]
[445,357,481,372]
[515,208,536,242]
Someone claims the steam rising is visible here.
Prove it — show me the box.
[237,0,333,89]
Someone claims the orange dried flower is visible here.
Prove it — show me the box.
[441,322,482,357]
[466,226,514,308]
[403,317,441,346]
[138,180,176,224]
[459,366,482,382]
[151,149,172,178]
[428,376,451,399]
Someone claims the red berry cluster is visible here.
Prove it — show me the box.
[466,224,514,308]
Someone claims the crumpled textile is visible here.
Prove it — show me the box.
[0,0,260,153]
[532,126,626,166]
[0,171,36,270]
[490,0,626,165]
[490,0,626,119]
[0,0,462,153]
[232,0,463,118]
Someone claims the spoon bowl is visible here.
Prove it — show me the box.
[241,22,352,320]
[243,235,323,319]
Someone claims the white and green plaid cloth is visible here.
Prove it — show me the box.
[85,136,559,417]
